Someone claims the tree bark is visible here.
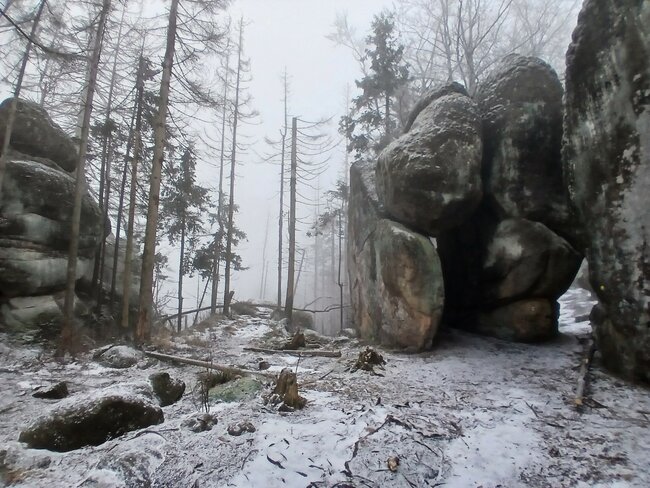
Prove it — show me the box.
[57,0,112,357]
[136,0,179,344]
[91,3,127,305]
[223,19,243,316]
[120,55,145,331]
[211,54,229,314]
[177,208,186,333]
[284,117,297,322]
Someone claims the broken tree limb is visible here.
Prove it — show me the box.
[243,347,341,358]
[574,335,597,411]
[143,351,276,379]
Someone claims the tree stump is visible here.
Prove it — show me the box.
[269,368,306,410]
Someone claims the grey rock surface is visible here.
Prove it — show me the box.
[563,0,650,382]
[376,85,483,236]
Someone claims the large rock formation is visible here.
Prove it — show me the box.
[350,60,583,347]
[0,98,104,335]
[563,0,650,382]
[376,84,483,236]
[347,160,445,350]
[476,55,574,242]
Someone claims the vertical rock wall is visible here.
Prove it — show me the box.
[563,0,650,382]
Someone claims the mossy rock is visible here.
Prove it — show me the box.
[209,377,263,403]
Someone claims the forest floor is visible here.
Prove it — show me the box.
[1,287,649,488]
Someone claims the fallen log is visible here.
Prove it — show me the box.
[574,335,596,411]
[243,347,341,358]
[144,351,276,379]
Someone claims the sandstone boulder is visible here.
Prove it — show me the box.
[1,293,88,336]
[376,85,483,236]
[481,219,582,305]
[477,55,573,240]
[439,210,580,341]
[563,0,650,382]
[477,299,558,343]
[0,98,78,172]
[347,160,383,342]
[19,383,164,452]
[0,159,103,298]
[374,219,444,350]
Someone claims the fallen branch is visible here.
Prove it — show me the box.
[574,335,597,411]
[243,347,341,358]
[143,351,276,379]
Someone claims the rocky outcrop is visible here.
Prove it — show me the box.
[0,98,104,335]
[349,57,585,347]
[439,210,580,341]
[0,98,79,172]
[374,219,444,350]
[376,84,483,236]
[347,160,382,343]
[348,160,445,350]
[476,55,574,242]
[563,0,650,382]
[19,383,164,452]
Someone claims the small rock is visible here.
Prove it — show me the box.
[181,413,217,433]
[258,360,270,371]
[96,345,142,369]
[387,456,400,472]
[149,372,185,407]
[227,421,256,436]
[32,381,68,399]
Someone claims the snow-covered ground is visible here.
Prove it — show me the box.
[1,287,649,487]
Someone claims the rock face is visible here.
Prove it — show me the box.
[0,98,104,335]
[476,55,573,241]
[376,84,483,236]
[374,219,444,350]
[19,383,164,452]
[349,58,584,347]
[439,212,581,341]
[347,160,383,343]
[347,161,445,350]
[0,98,79,172]
[563,0,650,382]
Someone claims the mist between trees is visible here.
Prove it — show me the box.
[0,0,580,348]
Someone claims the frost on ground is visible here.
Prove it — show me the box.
[1,287,649,488]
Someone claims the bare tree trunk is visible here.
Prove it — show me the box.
[223,19,243,316]
[277,70,288,310]
[119,55,145,331]
[136,0,179,344]
[337,208,344,332]
[0,0,46,201]
[92,3,128,306]
[259,213,270,299]
[177,210,186,333]
[57,0,112,357]
[284,116,297,322]
[211,54,229,314]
